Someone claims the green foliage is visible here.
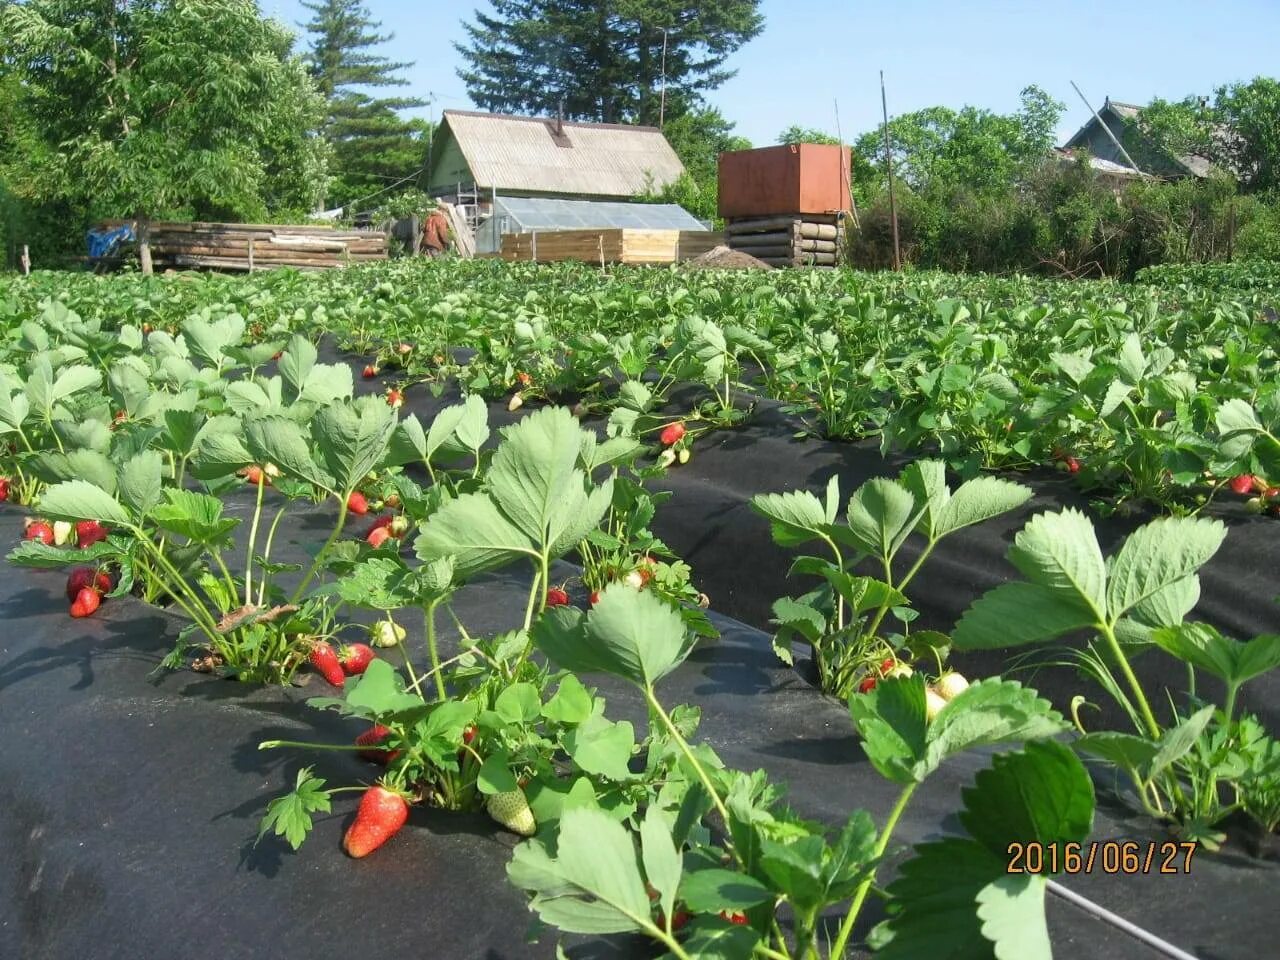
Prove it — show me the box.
[1137,77,1280,192]
[300,0,429,208]
[637,107,751,222]
[0,0,330,222]
[456,0,764,125]
[777,125,840,146]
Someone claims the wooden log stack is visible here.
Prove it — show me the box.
[724,214,846,268]
[103,221,389,272]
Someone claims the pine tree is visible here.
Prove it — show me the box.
[456,0,763,125]
[301,0,428,208]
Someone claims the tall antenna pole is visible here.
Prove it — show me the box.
[659,28,668,127]
[881,71,901,271]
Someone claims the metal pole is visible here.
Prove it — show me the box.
[881,71,901,271]
[659,29,668,128]
[1070,81,1144,175]
[834,98,859,231]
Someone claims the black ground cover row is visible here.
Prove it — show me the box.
[3,500,1252,960]
[2,343,1271,959]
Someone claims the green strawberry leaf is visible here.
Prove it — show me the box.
[850,676,1065,784]
[257,767,331,851]
[507,805,652,934]
[37,479,132,525]
[874,741,1094,960]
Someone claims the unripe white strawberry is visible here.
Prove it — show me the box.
[486,788,536,836]
[508,393,524,412]
[389,515,410,537]
[677,448,691,464]
[886,662,914,679]
[657,449,676,468]
[623,569,645,590]
[936,671,969,701]
[925,687,948,721]
[53,520,73,546]
[263,462,281,479]
[370,618,406,648]
[1244,497,1264,514]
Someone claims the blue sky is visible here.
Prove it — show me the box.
[266,0,1280,146]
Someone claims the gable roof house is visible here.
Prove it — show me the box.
[1061,97,1217,180]
[425,110,703,253]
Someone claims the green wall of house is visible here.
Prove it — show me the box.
[427,134,473,193]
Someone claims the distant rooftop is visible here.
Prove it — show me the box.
[435,110,687,199]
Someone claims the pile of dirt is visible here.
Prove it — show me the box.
[685,244,772,270]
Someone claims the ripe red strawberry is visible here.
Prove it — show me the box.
[721,910,749,925]
[355,724,400,764]
[308,641,345,687]
[69,586,101,618]
[1065,456,1081,474]
[362,364,378,379]
[589,590,600,606]
[1265,486,1280,501]
[339,642,376,675]
[343,785,409,858]
[516,371,532,387]
[241,464,271,486]
[656,909,690,931]
[545,587,570,607]
[66,567,111,602]
[1230,474,1257,495]
[75,520,109,548]
[386,388,403,408]
[879,657,896,675]
[659,422,686,446]
[0,477,8,501]
[858,676,878,694]
[25,521,55,545]
[347,491,369,515]
[367,525,393,549]
[462,724,477,745]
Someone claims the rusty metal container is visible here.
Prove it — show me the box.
[717,144,852,219]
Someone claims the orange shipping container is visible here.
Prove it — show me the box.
[717,144,852,219]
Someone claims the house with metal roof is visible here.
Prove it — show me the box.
[1062,97,1215,179]
[425,109,703,253]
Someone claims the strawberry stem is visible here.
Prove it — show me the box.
[289,490,348,605]
[830,781,919,958]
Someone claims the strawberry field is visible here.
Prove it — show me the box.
[1,259,1277,960]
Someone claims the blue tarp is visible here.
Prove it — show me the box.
[87,224,135,259]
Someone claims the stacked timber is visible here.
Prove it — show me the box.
[724,214,845,268]
[492,229,721,265]
[135,222,388,272]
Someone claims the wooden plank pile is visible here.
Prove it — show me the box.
[134,222,388,272]
[490,228,722,265]
[724,214,846,268]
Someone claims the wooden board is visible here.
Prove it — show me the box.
[497,229,721,265]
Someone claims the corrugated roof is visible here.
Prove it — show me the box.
[495,196,707,231]
[438,110,687,198]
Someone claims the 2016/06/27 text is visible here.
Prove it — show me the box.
[1006,841,1196,875]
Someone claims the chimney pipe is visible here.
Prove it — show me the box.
[556,99,564,136]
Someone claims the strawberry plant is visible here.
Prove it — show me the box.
[513,586,1085,960]
[752,461,1031,698]
[952,508,1280,845]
